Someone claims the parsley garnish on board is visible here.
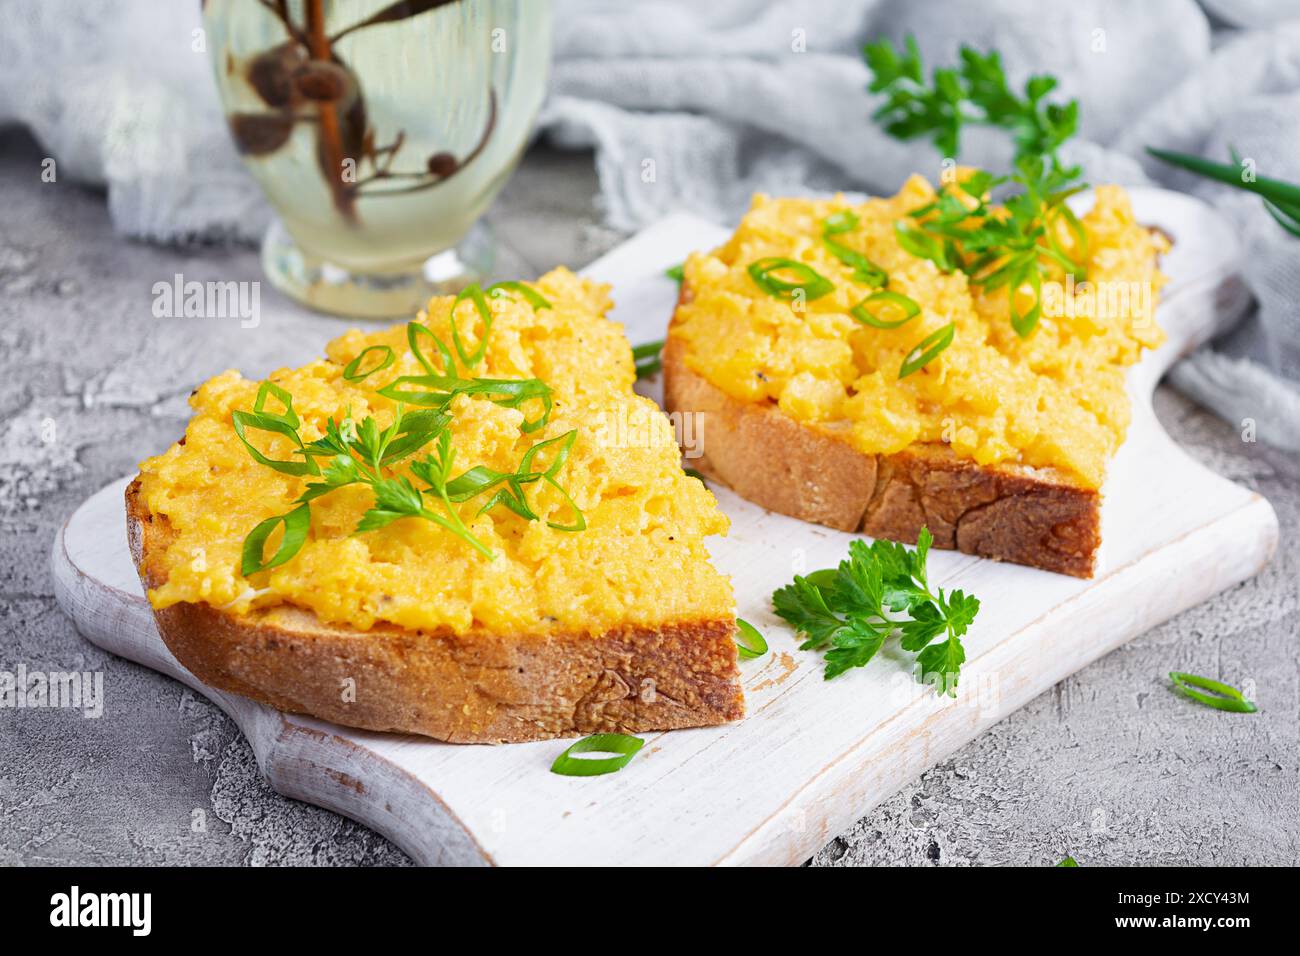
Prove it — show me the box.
[863,37,1089,338]
[771,528,979,693]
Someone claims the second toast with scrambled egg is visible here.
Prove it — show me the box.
[665,178,1168,577]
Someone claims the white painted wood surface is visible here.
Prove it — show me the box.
[51,188,1277,866]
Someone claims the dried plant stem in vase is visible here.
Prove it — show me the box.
[205,0,553,318]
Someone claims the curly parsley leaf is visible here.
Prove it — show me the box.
[771,527,980,694]
[864,36,1079,167]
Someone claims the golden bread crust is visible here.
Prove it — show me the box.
[127,479,744,743]
[664,287,1101,578]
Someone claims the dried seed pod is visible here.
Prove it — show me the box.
[427,152,458,177]
[228,113,295,155]
[246,43,306,108]
[293,61,353,102]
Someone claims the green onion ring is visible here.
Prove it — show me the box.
[253,381,299,428]
[747,257,835,302]
[342,345,395,382]
[487,280,552,311]
[1169,672,1257,713]
[449,284,494,368]
[550,733,645,776]
[851,290,922,329]
[736,618,768,659]
[898,322,955,379]
[241,503,312,576]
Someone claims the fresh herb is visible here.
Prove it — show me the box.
[735,618,768,659]
[1169,672,1257,714]
[447,281,553,370]
[240,503,312,576]
[1147,146,1300,238]
[550,733,645,777]
[747,257,835,302]
[632,340,664,380]
[486,280,553,311]
[683,467,708,483]
[448,284,494,368]
[864,35,1079,169]
[236,403,583,570]
[378,369,554,433]
[235,279,584,575]
[821,210,889,287]
[851,289,921,329]
[772,528,979,692]
[665,263,685,283]
[864,40,1090,339]
[343,344,395,382]
[231,382,320,477]
[899,322,955,378]
[1057,856,1080,867]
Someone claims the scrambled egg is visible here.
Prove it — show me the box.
[137,268,733,635]
[672,178,1167,488]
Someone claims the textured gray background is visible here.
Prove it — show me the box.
[2,129,1296,867]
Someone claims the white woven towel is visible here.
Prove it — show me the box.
[2,0,1298,447]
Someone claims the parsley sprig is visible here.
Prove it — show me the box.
[864,36,1079,168]
[865,38,1090,338]
[903,159,1088,336]
[772,528,979,693]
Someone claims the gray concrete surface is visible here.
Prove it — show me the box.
[1,129,1296,867]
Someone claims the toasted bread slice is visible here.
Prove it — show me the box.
[129,269,743,743]
[129,478,742,742]
[663,184,1168,578]
[663,334,1100,577]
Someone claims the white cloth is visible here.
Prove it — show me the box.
[2,0,1298,446]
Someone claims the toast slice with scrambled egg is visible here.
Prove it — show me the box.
[129,269,743,743]
[665,180,1167,577]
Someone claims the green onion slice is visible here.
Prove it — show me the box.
[1057,856,1080,867]
[550,733,645,777]
[1169,672,1257,713]
[665,263,685,283]
[899,322,955,379]
[487,280,552,311]
[449,283,493,368]
[821,212,889,287]
[342,345,395,382]
[376,375,554,433]
[851,290,922,329]
[736,618,768,659]
[747,257,835,302]
[632,339,664,381]
[894,223,955,272]
[252,381,299,428]
[231,409,320,477]
[241,503,311,576]
[1009,264,1043,338]
[518,429,586,531]
[407,321,456,376]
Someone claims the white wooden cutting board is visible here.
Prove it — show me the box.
[51,188,1277,866]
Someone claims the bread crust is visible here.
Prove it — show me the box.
[664,287,1101,578]
[127,480,744,743]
